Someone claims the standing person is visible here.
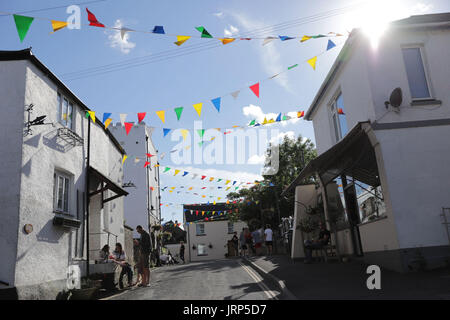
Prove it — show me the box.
[231,232,239,256]
[245,228,254,256]
[111,243,133,289]
[133,239,143,286]
[239,228,247,256]
[252,228,263,256]
[136,225,151,287]
[264,224,273,256]
[179,241,185,264]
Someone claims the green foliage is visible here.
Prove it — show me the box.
[227,135,317,227]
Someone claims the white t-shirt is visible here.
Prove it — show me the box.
[264,228,273,242]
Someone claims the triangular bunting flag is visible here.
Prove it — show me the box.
[298,111,305,118]
[174,169,180,176]
[201,176,206,180]
[288,64,299,70]
[195,26,213,38]
[137,112,146,123]
[182,171,188,177]
[197,129,205,139]
[180,129,189,141]
[326,39,336,51]
[193,103,203,117]
[249,120,256,126]
[51,20,68,33]
[163,128,171,137]
[211,97,221,112]
[144,161,150,168]
[152,26,165,34]
[124,122,133,135]
[219,38,235,45]
[231,90,240,99]
[102,113,112,124]
[120,114,127,126]
[163,167,171,173]
[87,111,96,123]
[120,27,134,40]
[104,118,112,129]
[300,35,311,42]
[262,36,277,46]
[249,83,260,98]
[338,108,345,115]
[279,35,294,41]
[122,155,127,165]
[13,15,34,42]
[174,107,184,120]
[307,56,317,70]
[156,110,165,123]
[86,8,104,27]
[174,35,190,46]
[276,113,282,122]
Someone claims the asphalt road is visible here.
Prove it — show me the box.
[105,259,281,300]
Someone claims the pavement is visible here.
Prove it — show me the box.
[242,255,450,299]
[103,259,281,300]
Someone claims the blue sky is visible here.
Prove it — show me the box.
[2,0,448,223]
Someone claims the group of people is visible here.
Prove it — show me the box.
[98,225,152,289]
[230,224,274,257]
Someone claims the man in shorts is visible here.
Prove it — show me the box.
[136,225,151,286]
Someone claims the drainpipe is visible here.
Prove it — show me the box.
[85,116,91,278]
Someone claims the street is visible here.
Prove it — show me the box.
[104,259,281,300]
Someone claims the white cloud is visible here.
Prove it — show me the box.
[230,12,291,92]
[224,24,239,37]
[108,19,136,54]
[411,2,434,13]
[242,104,301,126]
[181,166,263,183]
[270,131,295,144]
[213,12,224,18]
[247,154,266,165]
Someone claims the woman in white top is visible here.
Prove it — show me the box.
[112,243,133,289]
[264,225,273,256]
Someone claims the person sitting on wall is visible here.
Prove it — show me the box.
[111,243,133,289]
[98,245,110,263]
[303,222,331,264]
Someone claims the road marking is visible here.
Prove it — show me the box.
[238,261,278,300]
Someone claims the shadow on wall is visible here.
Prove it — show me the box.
[43,129,75,153]
[36,219,65,243]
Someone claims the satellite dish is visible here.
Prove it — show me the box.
[385,87,402,109]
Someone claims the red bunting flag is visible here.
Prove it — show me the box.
[86,8,105,27]
[150,187,154,191]
[297,111,305,118]
[249,83,260,98]
[201,176,206,180]
[338,108,345,115]
[146,153,154,158]
[144,161,150,168]
[124,122,133,135]
[138,112,146,123]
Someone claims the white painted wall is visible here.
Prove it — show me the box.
[186,220,247,262]
[0,58,126,297]
[308,24,450,255]
[110,123,161,238]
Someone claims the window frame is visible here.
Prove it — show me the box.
[57,92,75,130]
[401,45,433,101]
[53,170,72,215]
[227,222,234,234]
[196,223,206,236]
[197,244,207,256]
[328,90,347,143]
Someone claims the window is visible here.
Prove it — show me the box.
[227,222,234,234]
[197,244,207,256]
[402,47,431,100]
[330,93,348,142]
[196,223,205,236]
[57,93,74,129]
[53,171,71,214]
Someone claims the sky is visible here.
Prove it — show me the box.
[1,0,448,224]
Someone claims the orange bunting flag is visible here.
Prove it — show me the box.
[193,103,203,117]
[174,35,191,46]
[150,187,154,191]
[297,111,305,118]
[156,110,165,123]
[51,20,68,33]
[338,108,345,115]
[219,38,235,45]
[209,177,214,182]
[104,118,112,129]
[307,56,317,70]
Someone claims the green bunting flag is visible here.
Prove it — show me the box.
[13,15,34,42]
[197,129,205,139]
[163,167,171,173]
[195,26,213,38]
[288,64,298,70]
[249,120,256,126]
[174,107,183,121]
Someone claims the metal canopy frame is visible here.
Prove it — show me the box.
[88,166,128,204]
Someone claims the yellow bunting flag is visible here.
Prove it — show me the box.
[226,187,231,191]
[307,56,317,70]
[219,38,235,45]
[202,195,206,198]
[213,201,216,205]
[268,119,275,123]
[88,111,96,123]
[209,177,214,182]
[300,35,311,42]
[156,110,165,123]
[226,200,230,204]
[51,20,68,33]
[104,118,112,129]
[225,180,230,185]
[193,103,203,117]
[202,211,205,216]
[218,197,221,200]
[185,145,191,150]
[169,190,173,193]
[181,129,189,141]
[188,187,193,190]
[174,35,191,46]
[154,164,160,167]
[262,117,268,125]
[171,187,176,190]
[174,169,180,176]
[122,155,127,165]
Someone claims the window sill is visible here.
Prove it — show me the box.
[196,234,207,237]
[197,254,208,256]
[358,215,387,227]
[53,210,72,216]
[410,99,441,107]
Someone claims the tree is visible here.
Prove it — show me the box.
[227,135,317,229]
